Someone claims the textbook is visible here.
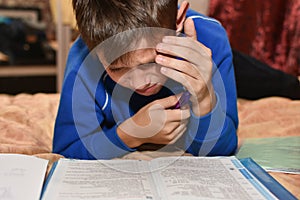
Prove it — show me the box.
[0,154,297,200]
[41,156,297,200]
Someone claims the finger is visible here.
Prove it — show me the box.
[159,118,188,144]
[169,124,187,144]
[156,40,211,66]
[160,66,197,93]
[156,54,199,79]
[161,36,209,54]
[184,18,197,40]
[162,121,182,135]
[150,94,180,109]
[165,108,191,121]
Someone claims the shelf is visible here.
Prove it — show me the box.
[0,65,56,77]
[0,1,73,92]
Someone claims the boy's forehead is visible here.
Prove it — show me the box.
[96,27,176,67]
[113,48,157,67]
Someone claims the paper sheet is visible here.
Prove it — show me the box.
[0,154,48,200]
[151,157,277,200]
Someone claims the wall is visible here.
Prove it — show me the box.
[178,0,210,15]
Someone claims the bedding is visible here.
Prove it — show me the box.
[0,93,299,198]
[0,93,63,173]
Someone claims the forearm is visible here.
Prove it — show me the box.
[117,126,143,148]
[185,117,238,156]
[53,125,135,160]
[184,94,238,156]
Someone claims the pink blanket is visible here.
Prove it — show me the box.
[1,93,300,155]
[0,93,299,197]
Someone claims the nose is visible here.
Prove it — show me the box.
[129,68,149,90]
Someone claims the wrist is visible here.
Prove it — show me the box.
[200,92,216,115]
[193,86,216,116]
[116,126,144,148]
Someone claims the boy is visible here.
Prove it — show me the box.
[53,0,238,159]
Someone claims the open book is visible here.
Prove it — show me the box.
[0,154,296,200]
[41,156,296,200]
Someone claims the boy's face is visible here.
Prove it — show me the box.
[106,48,168,96]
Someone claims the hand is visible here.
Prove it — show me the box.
[155,18,216,116]
[117,95,190,148]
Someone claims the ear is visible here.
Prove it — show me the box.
[176,1,189,33]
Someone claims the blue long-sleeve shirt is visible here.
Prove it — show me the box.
[53,10,239,159]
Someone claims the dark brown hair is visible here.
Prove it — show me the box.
[72,0,178,50]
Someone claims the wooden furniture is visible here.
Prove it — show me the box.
[0,66,56,77]
[50,0,74,92]
[0,0,73,93]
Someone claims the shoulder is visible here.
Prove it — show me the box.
[187,9,229,46]
[64,37,90,77]
[186,9,225,36]
[186,9,232,65]
[186,9,221,26]
[62,37,109,110]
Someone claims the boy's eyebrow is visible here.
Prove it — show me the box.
[108,57,157,69]
[108,65,122,69]
[108,62,144,69]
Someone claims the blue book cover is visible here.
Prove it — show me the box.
[240,158,297,200]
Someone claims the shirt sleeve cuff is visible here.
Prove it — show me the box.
[188,93,227,140]
[113,123,137,152]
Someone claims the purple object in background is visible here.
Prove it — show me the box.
[174,91,191,109]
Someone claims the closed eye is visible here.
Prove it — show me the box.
[140,62,159,68]
[108,67,125,72]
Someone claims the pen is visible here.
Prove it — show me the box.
[174,91,190,109]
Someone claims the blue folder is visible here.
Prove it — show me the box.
[240,158,297,200]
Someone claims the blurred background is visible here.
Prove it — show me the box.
[0,0,299,97]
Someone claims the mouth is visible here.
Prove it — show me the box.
[135,83,160,95]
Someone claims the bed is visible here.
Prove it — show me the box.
[0,93,299,198]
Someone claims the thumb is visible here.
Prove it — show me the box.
[184,18,197,40]
[151,95,180,109]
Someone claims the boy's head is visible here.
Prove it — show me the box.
[73,0,179,50]
[73,0,189,96]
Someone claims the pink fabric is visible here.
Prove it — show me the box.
[0,93,299,196]
[209,0,300,76]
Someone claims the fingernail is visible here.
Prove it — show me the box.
[156,55,164,63]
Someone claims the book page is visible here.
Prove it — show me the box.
[150,156,278,200]
[41,159,156,200]
[0,154,49,200]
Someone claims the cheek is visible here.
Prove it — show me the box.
[156,73,168,84]
[106,71,130,87]
[106,71,121,83]
[106,72,117,82]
